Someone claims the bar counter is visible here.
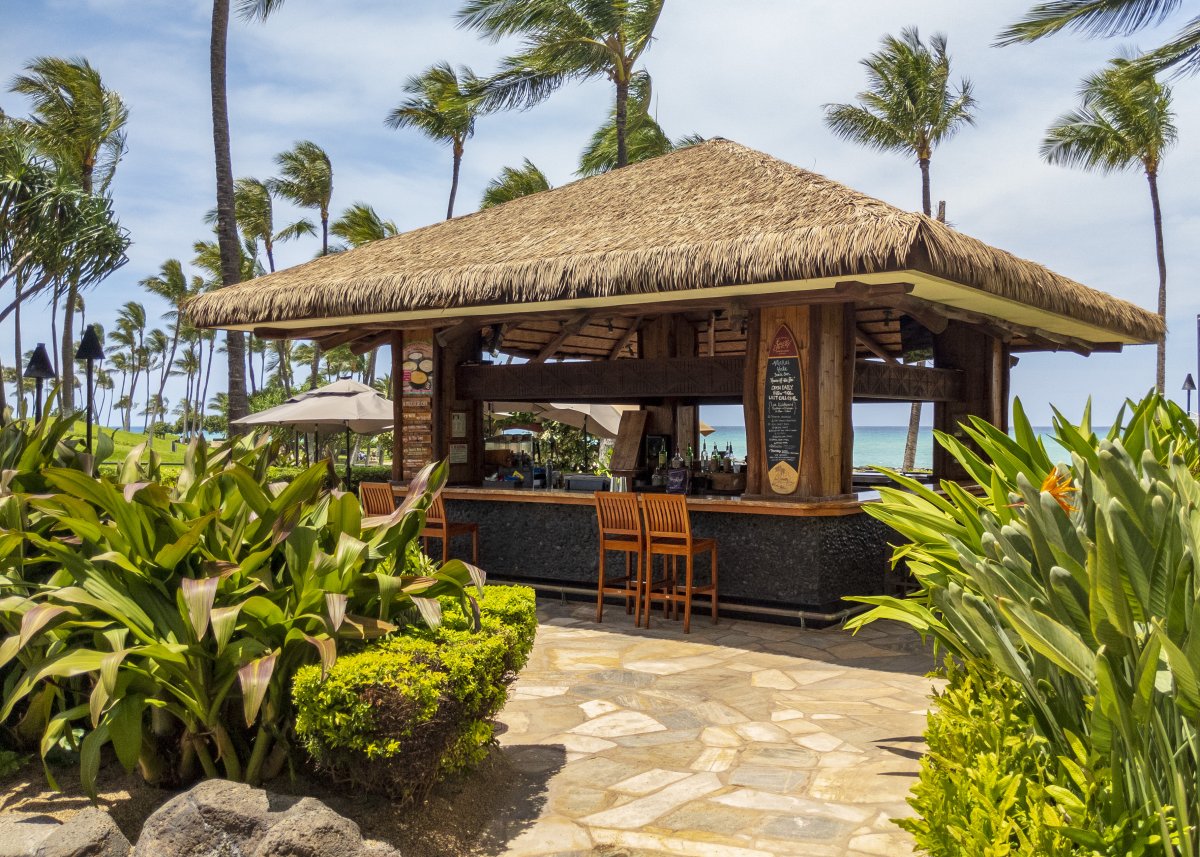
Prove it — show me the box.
[402,485,894,613]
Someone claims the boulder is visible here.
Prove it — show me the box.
[0,813,59,857]
[132,779,271,857]
[132,781,398,857]
[250,798,363,857]
[36,808,131,857]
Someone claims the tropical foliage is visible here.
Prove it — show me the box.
[480,158,552,209]
[0,413,479,796]
[850,393,1200,855]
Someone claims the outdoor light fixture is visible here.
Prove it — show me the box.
[76,325,105,454]
[1184,374,1196,415]
[25,343,56,422]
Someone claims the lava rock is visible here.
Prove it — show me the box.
[0,813,59,857]
[132,781,398,857]
[132,779,271,857]
[35,808,131,857]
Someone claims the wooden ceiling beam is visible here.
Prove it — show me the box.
[349,330,395,355]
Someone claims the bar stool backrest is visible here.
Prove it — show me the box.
[427,493,448,525]
[358,482,395,516]
[594,491,642,541]
[639,493,692,543]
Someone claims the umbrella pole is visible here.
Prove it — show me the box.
[345,427,352,491]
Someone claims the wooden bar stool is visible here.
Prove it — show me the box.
[639,493,718,634]
[421,494,479,565]
[593,491,644,625]
[358,482,396,516]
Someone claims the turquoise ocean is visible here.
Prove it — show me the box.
[702,425,1072,471]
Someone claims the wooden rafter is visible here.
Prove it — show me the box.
[855,326,898,364]
[531,311,591,363]
[607,315,643,360]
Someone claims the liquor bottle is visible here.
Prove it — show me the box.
[686,443,694,468]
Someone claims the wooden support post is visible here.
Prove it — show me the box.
[932,320,1008,481]
[748,303,854,499]
[390,332,404,482]
[742,309,763,496]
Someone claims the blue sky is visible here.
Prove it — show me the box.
[3,0,1198,427]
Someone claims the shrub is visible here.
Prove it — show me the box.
[292,585,537,801]
[0,423,480,798]
[903,659,1081,857]
[851,394,1199,856]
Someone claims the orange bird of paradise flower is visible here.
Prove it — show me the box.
[1041,469,1077,513]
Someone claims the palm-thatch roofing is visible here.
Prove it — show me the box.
[187,139,1161,348]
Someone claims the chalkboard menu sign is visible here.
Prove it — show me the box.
[763,324,802,494]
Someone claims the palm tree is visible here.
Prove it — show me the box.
[268,141,332,389]
[269,141,333,254]
[10,56,128,413]
[481,158,552,208]
[823,27,975,473]
[1043,58,1176,392]
[386,63,483,219]
[144,327,168,432]
[110,302,145,431]
[211,0,286,425]
[140,259,193,432]
[999,0,1200,75]
[459,0,665,170]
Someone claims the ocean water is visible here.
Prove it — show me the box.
[701,425,1072,470]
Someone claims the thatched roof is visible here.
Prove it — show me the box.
[187,139,1161,346]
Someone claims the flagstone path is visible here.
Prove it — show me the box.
[491,598,936,857]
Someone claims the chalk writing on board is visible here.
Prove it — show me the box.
[763,324,801,494]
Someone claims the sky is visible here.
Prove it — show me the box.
[3,0,1199,428]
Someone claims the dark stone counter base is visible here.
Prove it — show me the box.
[439,498,894,613]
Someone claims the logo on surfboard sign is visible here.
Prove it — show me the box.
[763,324,802,494]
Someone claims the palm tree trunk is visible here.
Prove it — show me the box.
[902,156,935,473]
[155,320,181,436]
[211,0,249,424]
[277,342,292,395]
[615,77,630,168]
[61,279,79,413]
[13,284,23,415]
[1148,169,1167,394]
[918,157,932,217]
[201,336,215,435]
[247,336,258,395]
[309,345,320,390]
[447,143,463,220]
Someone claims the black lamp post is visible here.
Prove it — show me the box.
[25,343,56,422]
[75,325,105,452]
[1184,374,1196,415]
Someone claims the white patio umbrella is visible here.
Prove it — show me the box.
[232,379,394,486]
[488,402,625,438]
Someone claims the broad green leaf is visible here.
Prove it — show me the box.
[180,577,218,641]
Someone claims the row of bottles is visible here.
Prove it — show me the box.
[658,441,739,474]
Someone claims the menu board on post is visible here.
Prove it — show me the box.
[400,334,434,478]
[763,324,802,494]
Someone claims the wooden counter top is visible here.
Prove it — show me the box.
[393,484,876,517]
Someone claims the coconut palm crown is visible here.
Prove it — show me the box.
[1042,58,1176,393]
[480,159,552,209]
[823,27,976,218]
[998,0,1200,75]
[385,62,483,220]
[268,141,333,255]
[331,202,398,248]
[458,0,665,170]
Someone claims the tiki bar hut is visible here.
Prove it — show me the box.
[189,139,1161,618]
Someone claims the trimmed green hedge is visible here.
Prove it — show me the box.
[903,660,1082,856]
[292,585,537,800]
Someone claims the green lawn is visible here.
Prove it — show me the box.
[78,423,188,464]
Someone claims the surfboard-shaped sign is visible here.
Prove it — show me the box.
[764,323,802,495]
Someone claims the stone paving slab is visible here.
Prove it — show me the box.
[493,599,935,856]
